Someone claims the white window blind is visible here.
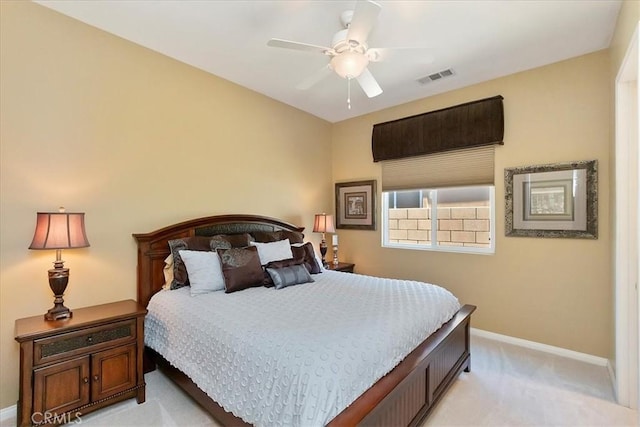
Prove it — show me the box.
[381,145,495,191]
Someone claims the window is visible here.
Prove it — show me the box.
[382,185,495,254]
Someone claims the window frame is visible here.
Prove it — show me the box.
[381,186,496,255]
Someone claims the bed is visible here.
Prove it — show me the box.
[134,214,476,426]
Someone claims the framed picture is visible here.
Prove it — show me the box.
[505,160,597,238]
[335,180,376,230]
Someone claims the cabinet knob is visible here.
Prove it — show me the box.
[93,375,99,382]
[86,336,93,344]
[83,377,89,384]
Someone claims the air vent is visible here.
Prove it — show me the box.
[417,68,455,85]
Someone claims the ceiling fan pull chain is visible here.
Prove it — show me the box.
[347,77,352,110]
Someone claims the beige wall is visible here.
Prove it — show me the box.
[332,50,612,358]
[610,1,639,72]
[0,2,332,408]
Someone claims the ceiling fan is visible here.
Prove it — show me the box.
[267,0,429,109]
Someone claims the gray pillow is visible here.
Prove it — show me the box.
[266,264,314,290]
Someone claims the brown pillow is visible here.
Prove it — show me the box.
[291,242,322,274]
[220,233,253,248]
[217,246,265,293]
[252,230,304,244]
[167,233,252,289]
[168,236,223,289]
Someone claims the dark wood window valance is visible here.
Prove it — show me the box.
[372,95,504,162]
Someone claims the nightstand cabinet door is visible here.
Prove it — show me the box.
[33,356,90,416]
[91,344,136,401]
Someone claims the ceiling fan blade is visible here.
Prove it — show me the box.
[367,47,435,63]
[267,38,333,55]
[356,68,383,98]
[296,64,334,90]
[346,0,382,45]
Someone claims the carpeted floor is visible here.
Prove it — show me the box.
[425,336,636,426]
[3,336,637,426]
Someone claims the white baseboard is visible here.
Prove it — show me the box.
[471,328,609,366]
[0,404,16,423]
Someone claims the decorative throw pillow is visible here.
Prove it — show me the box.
[281,230,305,244]
[168,236,218,289]
[209,235,235,251]
[291,242,322,274]
[262,257,305,287]
[215,233,253,248]
[249,239,293,265]
[178,250,225,295]
[267,264,314,290]
[217,246,265,293]
[167,234,250,289]
[252,230,304,244]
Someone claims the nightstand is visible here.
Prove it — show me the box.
[325,262,355,273]
[14,300,147,426]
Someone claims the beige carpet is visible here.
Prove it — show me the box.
[3,336,636,426]
[426,336,636,426]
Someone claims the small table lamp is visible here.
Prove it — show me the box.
[29,208,90,321]
[313,213,335,267]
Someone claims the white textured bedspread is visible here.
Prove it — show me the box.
[145,270,460,426]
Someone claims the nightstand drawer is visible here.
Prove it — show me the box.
[34,320,136,366]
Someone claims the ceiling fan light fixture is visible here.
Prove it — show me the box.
[330,51,369,79]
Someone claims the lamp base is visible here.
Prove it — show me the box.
[319,240,328,267]
[44,304,73,321]
[45,267,72,321]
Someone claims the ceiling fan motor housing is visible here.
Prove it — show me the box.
[332,28,367,54]
[333,10,368,54]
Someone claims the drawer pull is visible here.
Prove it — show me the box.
[86,336,93,344]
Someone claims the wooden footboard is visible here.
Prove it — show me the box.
[146,305,475,427]
[329,304,475,426]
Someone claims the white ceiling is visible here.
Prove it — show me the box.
[36,0,621,123]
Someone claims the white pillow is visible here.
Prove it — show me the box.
[178,250,225,295]
[249,239,293,265]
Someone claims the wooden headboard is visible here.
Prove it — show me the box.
[132,214,305,307]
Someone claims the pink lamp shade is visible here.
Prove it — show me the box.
[29,212,90,250]
[312,214,335,234]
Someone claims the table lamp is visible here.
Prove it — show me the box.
[313,213,335,267]
[29,207,90,320]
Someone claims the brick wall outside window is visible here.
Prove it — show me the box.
[387,203,491,248]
